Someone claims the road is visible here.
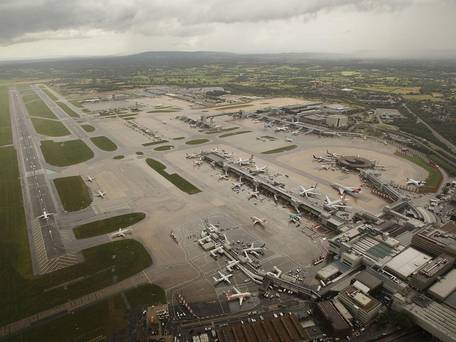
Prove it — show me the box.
[402,103,456,154]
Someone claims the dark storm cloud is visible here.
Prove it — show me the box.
[0,0,412,44]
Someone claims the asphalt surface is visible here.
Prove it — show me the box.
[10,88,65,259]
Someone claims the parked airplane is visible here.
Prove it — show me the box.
[299,184,319,198]
[324,195,349,210]
[232,181,243,191]
[275,126,288,132]
[250,216,267,227]
[111,228,131,238]
[313,154,333,163]
[213,271,232,285]
[286,137,293,142]
[87,175,95,182]
[226,260,240,272]
[248,191,260,200]
[193,160,202,167]
[406,178,425,187]
[96,190,106,198]
[210,245,224,258]
[289,213,302,225]
[331,183,362,197]
[326,150,340,158]
[243,242,265,257]
[250,165,267,174]
[226,287,251,306]
[219,174,229,181]
[38,210,54,220]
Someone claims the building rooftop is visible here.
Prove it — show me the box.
[355,271,383,291]
[341,286,381,312]
[385,247,432,279]
[428,269,456,300]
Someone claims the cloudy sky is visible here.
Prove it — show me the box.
[0,0,455,60]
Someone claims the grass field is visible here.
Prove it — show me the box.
[146,158,201,194]
[6,284,165,342]
[154,145,174,151]
[40,85,58,101]
[81,124,95,132]
[262,145,297,154]
[354,85,421,95]
[403,94,444,102]
[30,117,70,137]
[0,86,12,146]
[113,155,124,160]
[219,130,251,138]
[205,126,239,134]
[185,138,209,145]
[74,212,146,239]
[41,139,94,166]
[142,140,168,146]
[57,101,80,118]
[172,137,185,140]
[396,153,443,189]
[22,89,57,119]
[53,176,92,212]
[90,136,118,151]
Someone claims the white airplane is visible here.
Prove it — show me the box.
[111,228,131,238]
[210,245,224,258]
[250,165,267,174]
[185,152,200,159]
[250,216,267,227]
[243,242,265,257]
[87,175,95,182]
[324,195,349,210]
[96,190,106,198]
[236,158,251,166]
[226,287,251,307]
[248,191,260,200]
[326,150,340,158]
[292,129,301,136]
[406,178,425,187]
[38,210,54,220]
[243,250,253,263]
[232,181,243,191]
[219,174,229,181]
[299,184,319,198]
[275,126,288,132]
[213,271,232,285]
[193,160,202,167]
[285,137,293,142]
[319,164,332,170]
[332,183,362,197]
[313,154,334,163]
[226,260,240,272]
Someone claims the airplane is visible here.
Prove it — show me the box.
[324,195,350,210]
[193,160,202,167]
[96,190,106,198]
[250,216,267,227]
[286,137,293,142]
[289,213,302,224]
[275,126,288,132]
[248,191,260,200]
[87,175,95,182]
[319,164,332,170]
[210,245,224,258]
[38,210,54,220]
[264,122,273,128]
[331,183,362,197]
[326,150,340,158]
[292,129,301,136]
[299,184,319,198]
[226,260,240,272]
[185,152,200,159]
[313,154,334,163]
[219,174,229,181]
[249,165,267,174]
[406,178,426,187]
[226,287,251,307]
[111,228,131,238]
[213,271,232,285]
[243,242,265,257]
[232,181,243,191]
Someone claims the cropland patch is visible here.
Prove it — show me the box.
[41,139,94,166]
[262,145,297,154]
[90,136,118,151]
[146,158,201,194]
[30,117,70,137]
[53,176,92,212]
[74,212,146,239]
[185,138,209,145]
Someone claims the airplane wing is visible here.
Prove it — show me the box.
[337,187,344,195]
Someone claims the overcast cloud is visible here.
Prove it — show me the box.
[0,0,455,59]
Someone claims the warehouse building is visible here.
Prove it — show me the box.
[410,254,455,290]
[384,247,432,280]
[428,269,456,301]
[411,227,456,257]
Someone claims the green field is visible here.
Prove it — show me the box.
[90,136,118,151]
[146,158,201,194]
[0,86,12,146]
[81,124,95,132]
[41,139,94,166]
[142,140,168,146]
[113,155,124,160]
[219,130,251,138]
[53,176,92,212]
[6,284,165,342]
[172,136,185,140]
[30,117,70,137]
[185,138,209,145]
[22,89,57,119]
[74,212,146,239]
[154,145,174,151]
[205,126,239,134]
[397,153,443,189]
[57,101,80,118]
[262,145,297,154]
